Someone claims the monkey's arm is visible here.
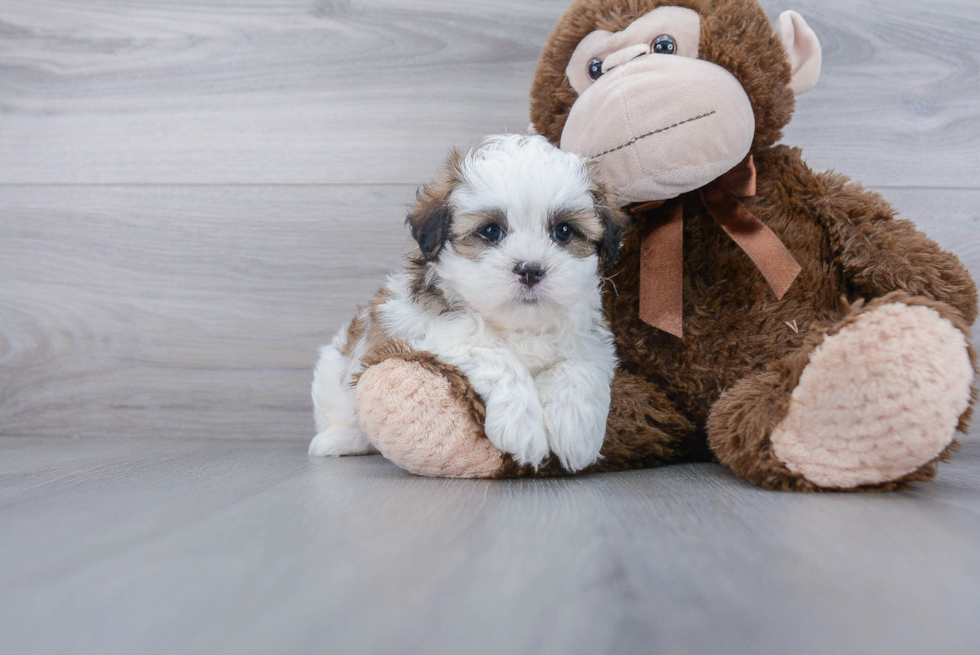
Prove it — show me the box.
[819,180,978,324]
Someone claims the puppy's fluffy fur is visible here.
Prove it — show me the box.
[310,135,628,471]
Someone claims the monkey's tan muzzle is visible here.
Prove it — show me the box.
[560,55,756,207]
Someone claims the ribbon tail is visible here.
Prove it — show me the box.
[639,201,685,338]
[701,186,802,300]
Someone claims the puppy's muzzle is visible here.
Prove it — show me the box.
[514,261,545,287]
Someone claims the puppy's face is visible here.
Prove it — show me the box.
[407,135,629,330]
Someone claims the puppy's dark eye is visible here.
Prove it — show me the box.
[552,223,575,244]
[478,223,505,243]
[652,34,677,55]
[588,58,604,81]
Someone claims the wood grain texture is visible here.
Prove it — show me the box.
[0,0,977,187]
[1,185,977,442]
[0,185,414,440]
[0,0,566,185]
[2,436,980,655]
[776,0,980,187]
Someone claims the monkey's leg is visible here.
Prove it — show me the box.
[707,293,976,492]
[354,353,696,479]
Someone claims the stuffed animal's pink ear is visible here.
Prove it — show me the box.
[777,11,822,95]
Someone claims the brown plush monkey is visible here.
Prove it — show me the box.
[353,0,978,491]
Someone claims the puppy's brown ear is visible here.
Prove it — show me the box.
[407,196,452,261]
[591,181,631,269]
[406,149,465,261]
[596,206,630,268]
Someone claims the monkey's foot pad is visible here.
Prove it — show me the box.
[771,302,974,488]
[355,357,504,478]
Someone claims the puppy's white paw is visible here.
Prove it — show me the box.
[309,425,375,457]
[483,394,549,469]
[542,397,607,472]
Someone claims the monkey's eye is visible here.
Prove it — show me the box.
[478,223,505,243]
[587,58,604,81]
[652,34,677,55]
[552,223,575,244]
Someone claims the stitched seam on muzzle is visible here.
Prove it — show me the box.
[593,110,717,158]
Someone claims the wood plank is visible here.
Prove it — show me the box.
[1,185,977,442]
[0,0,978,187]
[0,184,414,440]
[0,0,566,185]
[2,436,979,654]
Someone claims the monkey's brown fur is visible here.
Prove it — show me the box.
[356,0,977,490]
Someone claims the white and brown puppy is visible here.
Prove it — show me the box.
[310,134,628,471]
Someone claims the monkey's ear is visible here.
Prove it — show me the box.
[777,11,822,95]
[406,195,453,262]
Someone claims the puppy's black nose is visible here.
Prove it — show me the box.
[514,261,545,287]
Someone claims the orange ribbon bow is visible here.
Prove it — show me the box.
[632,155,802,338]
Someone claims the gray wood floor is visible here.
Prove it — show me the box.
[3,437,980,655]
[2,0,980,653]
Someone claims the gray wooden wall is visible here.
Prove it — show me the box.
[1,0,978,442]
